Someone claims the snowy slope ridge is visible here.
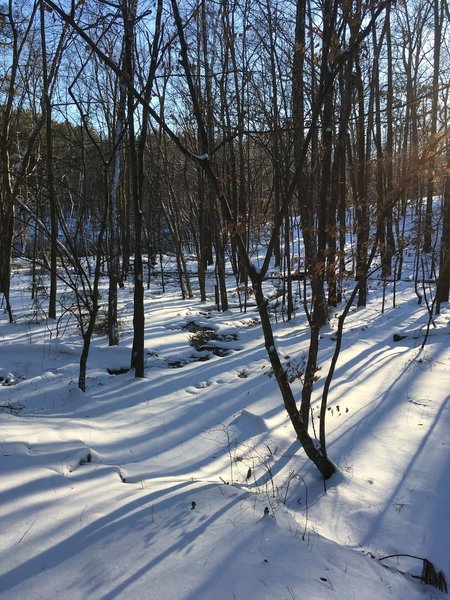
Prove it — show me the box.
[1,265,449,599]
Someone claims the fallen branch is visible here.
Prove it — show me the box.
[393,325,450,343]
[379,553,448,593]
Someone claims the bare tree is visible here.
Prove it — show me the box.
[0,1,40,321]
[39,0,68,319]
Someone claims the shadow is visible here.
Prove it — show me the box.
[0,479,196,595]
[99,485,244,600]
[360,391,450,556]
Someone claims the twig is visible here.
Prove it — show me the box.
[17,522,34,544]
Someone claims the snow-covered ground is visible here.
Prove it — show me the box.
[1,255,449,599]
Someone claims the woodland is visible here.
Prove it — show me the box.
[1,0,450,482]
[1,2,450,598]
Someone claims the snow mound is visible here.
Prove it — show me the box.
[26,442,98,476]
[229,409,268,439]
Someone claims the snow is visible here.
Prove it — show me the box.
[1,259,449,599]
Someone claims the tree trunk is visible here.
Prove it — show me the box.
[424,0,442,253]
[354,57,369,307]
[40,0,58,320]
[251,274,335,479]
[108,60,126,347]
[122,0,145,378]
[436,140,450,310]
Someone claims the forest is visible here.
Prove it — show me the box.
[0,1,449,598]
